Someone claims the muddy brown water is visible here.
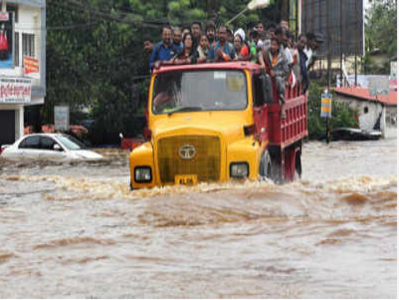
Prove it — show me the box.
[0,132,397,298]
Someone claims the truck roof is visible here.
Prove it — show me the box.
[154,62,263,74]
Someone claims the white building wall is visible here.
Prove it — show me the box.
[0,1,45,145]
[335,95,388,136]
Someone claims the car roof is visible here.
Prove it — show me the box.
[21,133,67,139]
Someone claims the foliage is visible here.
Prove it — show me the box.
[307,80,358,140]
[45,0,288,144]
[365,0,397,57]
[363,0,396,74]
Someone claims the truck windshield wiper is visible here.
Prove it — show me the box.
[167,106,203,116]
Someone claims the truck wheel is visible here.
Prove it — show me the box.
[259,151,272,179]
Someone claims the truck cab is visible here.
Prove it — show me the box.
[130,62,308,189]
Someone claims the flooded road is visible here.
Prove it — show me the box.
[0,132,396,298]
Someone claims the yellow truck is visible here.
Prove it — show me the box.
[129,62,308,189]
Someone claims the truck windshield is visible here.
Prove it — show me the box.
[152,70,248,114]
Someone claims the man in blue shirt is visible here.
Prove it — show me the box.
[150,26,179,71]
[207,25,236,62]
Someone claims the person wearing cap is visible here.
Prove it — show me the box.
[307,32,324,70]
[233,29,249,61]
[207,24,236,63]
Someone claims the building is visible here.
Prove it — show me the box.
[0,0,45,148]
[335,86,397,137]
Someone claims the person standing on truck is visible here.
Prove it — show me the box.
[173,32,200,65]
[150,26,179,71]
[233,29,249,61]
[172,27,183,49]
[297,33,310,93]
[191,21,202,49]
[205,21,216,48]
[258,36,290,118]
[197,34,210,63]
[207,25,236,63]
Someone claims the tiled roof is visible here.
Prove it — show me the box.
[335,87,397,106]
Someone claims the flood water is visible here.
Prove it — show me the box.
[0,131,397,298]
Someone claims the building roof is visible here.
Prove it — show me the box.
[335,87,397,106]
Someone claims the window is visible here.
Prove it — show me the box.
[19,136,40,149]
[22,33,35,58]
[152,70,248,114]
[14,31,19,66]
[40,137,57,150]
[253,73,273,107]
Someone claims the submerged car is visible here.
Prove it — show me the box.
[0,133,103,161]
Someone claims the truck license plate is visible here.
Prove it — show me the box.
[175,175,198,186]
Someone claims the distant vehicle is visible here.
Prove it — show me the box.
[0,133,103,161]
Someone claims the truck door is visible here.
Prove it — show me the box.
[252,74,272,141]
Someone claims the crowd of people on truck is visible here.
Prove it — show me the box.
[144,20,323,117]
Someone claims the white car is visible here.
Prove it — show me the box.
[0,133,103,161]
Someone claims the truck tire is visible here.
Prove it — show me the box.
[259,150,272,179]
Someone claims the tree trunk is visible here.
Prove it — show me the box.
[281,0,288,21]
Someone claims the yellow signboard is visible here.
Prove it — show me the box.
[321,93,332,118]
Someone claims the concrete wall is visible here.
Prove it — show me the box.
[335,94,387,133]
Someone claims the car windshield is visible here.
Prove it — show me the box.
[56,135,87,151]
[152,70,248,114]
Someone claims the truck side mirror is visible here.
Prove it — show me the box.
[259,74,274,104]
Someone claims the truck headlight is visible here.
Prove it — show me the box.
[230,162,249,179]
[134,166,152,183]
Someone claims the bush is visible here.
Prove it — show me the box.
[307,80,358,140]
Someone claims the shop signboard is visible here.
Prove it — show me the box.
[0,77,31,103]
[24,56,40,78]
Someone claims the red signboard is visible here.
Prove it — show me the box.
[24,56,39,74]
[0,12,9,21]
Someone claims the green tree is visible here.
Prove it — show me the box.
[365,0,397,57]
[45,0,287,144]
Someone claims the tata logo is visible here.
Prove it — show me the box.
[178,144,196,160]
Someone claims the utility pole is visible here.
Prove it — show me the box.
[326,0,331,144]
[340,0,343,86]
[2,0,6,12]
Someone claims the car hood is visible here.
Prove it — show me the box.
[70,150,103,160]
[151,111,252,143]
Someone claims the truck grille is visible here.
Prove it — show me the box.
[157,136,221,184]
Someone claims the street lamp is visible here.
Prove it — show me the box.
[227,0,271,25]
